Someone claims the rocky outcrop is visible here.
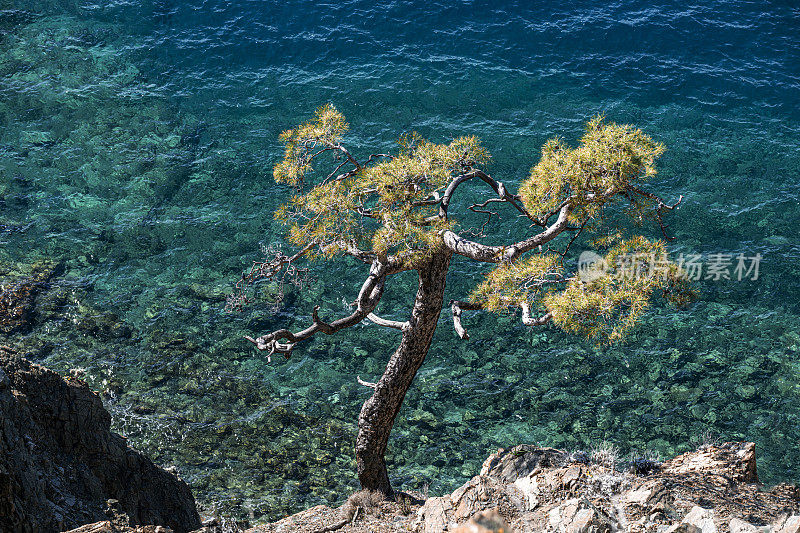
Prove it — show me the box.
[414,441,799,532]
[252,441,800,533]
[0,348,201,532]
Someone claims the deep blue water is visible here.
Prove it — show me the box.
[1,0,799,522]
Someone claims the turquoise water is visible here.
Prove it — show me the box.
[1,0,799,522]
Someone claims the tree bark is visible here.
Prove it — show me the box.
[355,251,452,495]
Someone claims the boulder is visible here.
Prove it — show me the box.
[548,498,615,533]
[453,508,512,533]
[681,506,717,533]
[774,515,800,533]
[729,517,769,533]
[481,446,567,483]
[0,351,201,532]
[415,475,524,532]
[662,442,758,483]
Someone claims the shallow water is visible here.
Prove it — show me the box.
[1,0,799,522]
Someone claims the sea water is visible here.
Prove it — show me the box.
[1,0,798,522]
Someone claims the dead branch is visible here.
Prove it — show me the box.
[245,260,390,361]
[520,303,552,326]
[357,376,377,389]
[450,300,483,339]
[367,313,409,331]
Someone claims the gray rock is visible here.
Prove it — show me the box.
[548,498,614,533]
[664,524,702,533]
[480,445,567,483]
[682,506,717,533]
[0,352,200,532]
[729,517,770,533]
[774,515,800,533]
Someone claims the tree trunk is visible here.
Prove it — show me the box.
[355,251,452,495]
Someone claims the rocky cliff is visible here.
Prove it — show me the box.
[257,441,800,533]
[0,348,201,532]
[3,342,799,533]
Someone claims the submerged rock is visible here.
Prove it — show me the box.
[0,349,201,532]
[0,261,60,334]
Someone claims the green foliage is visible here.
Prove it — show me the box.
[470,254,562,311]
[543,237,694,342]
[274,108,488,264]
[272,107,691,343]
[274,104,349,187]
[518,116,665,224]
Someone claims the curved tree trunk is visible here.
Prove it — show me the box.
[355,251,452,495]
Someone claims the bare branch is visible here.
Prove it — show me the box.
[364,153,392,165]
[367,313,410,331]
[549,218,589,264]
[439,173,475,219]
[520,303,552,327]
[439,170,535,222]
[226,242,316,313]
[629,186,683,211]
[451,299,552,339]
[326,153,392,184]
[450,300,482,339]
[627,187,683,240]
[441,203,572,263]
[357,376,377,389]
[246,260,391,360]
[335,144,362,171]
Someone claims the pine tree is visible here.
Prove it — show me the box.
[231,105,692,495]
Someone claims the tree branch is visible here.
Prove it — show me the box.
[367,313,410,331]
[520,303,552,326]
[357,376,377,389]
[245,260,390,361]
[450,300,482,339]
[441,203,572,263]
[450,300,552,339]
[320,241,376,264]
[335,144,362,171]
[627,187,683,240]
[439,170,534,222]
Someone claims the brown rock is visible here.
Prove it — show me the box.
[416,496,453,533]
[561,466,583,490]
[453,508,512,533]
[548,498,613,533]
[481,446,567,483]
[416,475,524,533]
[662,442,758,483]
